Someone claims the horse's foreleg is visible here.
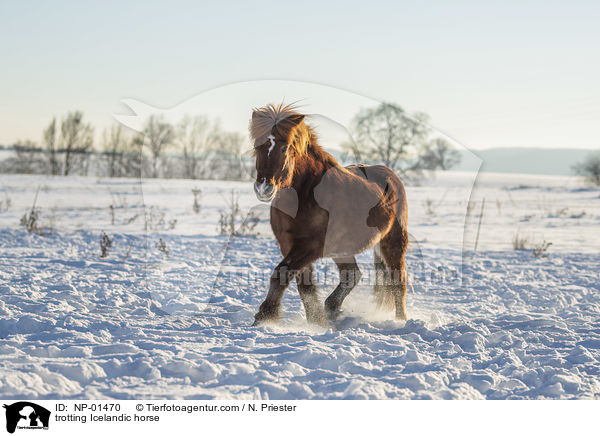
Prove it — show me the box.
[324,256,362,320]
[296,264,327,326]
[254,245,320,325]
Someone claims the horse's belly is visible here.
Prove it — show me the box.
[322,215,381,257]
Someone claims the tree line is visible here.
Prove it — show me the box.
[1,103,465,181]
[0,111,252,180]
[5,103,598,185]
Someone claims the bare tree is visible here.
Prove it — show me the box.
[213,131,248,179]
[59,111,94,176]
[176,115,219,179]
[421,137,462,170]
[343,102,431,179]
[124,133,146,178]
[0,140,45,174]
[15,140,45,173]
[102,124,129,177]
[143,115,174,178]
[43,118,61,175]
[573,151,600,186]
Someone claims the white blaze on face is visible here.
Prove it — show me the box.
[267,135,276,157]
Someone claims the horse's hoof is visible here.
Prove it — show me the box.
[252,319,278,327]
[326,309,342,322]
[395,310,408,321]
[253,312,280,326]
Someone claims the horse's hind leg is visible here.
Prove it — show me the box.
[296,264,326,325]
[374,244,394,310]
[324,256,362,320]
[380,222,409,320]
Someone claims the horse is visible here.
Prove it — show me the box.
[250,103,409,326]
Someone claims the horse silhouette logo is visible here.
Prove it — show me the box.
[3,402,50,434]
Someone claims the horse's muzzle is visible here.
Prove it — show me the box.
[254,180,275,202]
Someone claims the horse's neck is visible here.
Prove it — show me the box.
[290,145,339,191]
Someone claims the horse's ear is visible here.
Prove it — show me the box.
[287,114,304,126]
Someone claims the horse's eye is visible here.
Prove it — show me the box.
[281,145,288,153]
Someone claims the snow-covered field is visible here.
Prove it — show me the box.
[0,171,599,399]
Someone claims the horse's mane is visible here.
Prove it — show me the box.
[249,102,339,167]
[249,102,300,145]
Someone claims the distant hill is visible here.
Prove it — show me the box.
[453,148,595,176]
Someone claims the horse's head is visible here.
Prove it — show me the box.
[250,103,306,202]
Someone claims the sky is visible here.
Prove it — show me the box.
[1,0,599,150]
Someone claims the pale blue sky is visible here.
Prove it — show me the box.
[1,0,599,150]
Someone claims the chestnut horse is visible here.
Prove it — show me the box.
[250,103,408,325]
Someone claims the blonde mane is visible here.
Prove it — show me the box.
[249,102,311,152]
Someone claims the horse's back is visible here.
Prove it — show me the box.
[345,164,408,227]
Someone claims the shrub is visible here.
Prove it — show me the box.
[218,190,259,236]
[512,233,529,250]
[573,151,600,186]
[533,240,552,258]
[100,232,112,258]
[192,188,202,214]
[156,238,169,256]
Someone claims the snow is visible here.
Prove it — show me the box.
[0,171,599,399]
